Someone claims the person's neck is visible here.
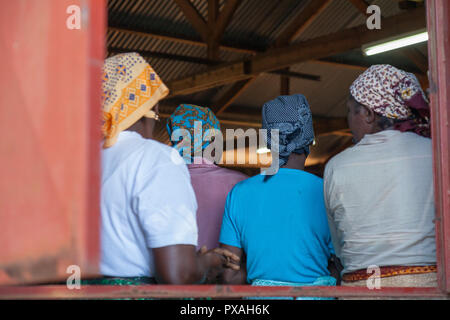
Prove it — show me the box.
[127,117,155,139]
[281,153,306,171]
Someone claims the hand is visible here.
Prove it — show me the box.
[198,246,240,270]
[327,254,343,285]
[197,246,240,283]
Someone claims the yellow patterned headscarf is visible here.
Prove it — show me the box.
[101,52,169,148]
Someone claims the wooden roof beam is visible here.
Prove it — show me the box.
[174,0,208,42]
[167,7,426,96]
[207,0,241,60]
[212,79,257,115]
[212,0,332,115]
[159,109,348,137]
[274,0,332,47]
[207,0,219,59]
[108,26,260,55]
[212,0,241,43]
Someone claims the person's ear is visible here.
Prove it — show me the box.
[364,106,376,124]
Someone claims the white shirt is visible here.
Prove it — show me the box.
[100,131,198,277]
[324,130,436,274]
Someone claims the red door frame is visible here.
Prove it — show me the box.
[0,0,448,298]
[427,0,450,294]
[0,0,104,285]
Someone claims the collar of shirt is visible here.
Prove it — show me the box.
[118,131,143,142]
[358,129,401,146]
[187,157,218,169]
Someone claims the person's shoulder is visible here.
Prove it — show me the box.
[301,171,323,185]
[229,173,260,193]
[400,132,432,149]
[141,139,189,172]
[292,171,324,194]
[325,145,355,171]
[216,166,249,182]
[141,138,173,154]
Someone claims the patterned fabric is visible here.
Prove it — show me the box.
[342,265,437,282]
[166,104,221,162]
[81,277,157,300]
[81,276,157,286]
[249,276,336,300]
[341,273,437,292]
[102,52,169,148]
[350,64,430,137]
[262,94,315,167]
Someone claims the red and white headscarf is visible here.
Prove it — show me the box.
[350,64,430,137]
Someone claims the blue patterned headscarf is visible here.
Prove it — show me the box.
[166,104,221,161]
[262,94,314,167]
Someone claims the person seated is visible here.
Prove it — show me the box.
[90,53,238,286]
[166,104,248,252]
[218,94,336,297]
[324,64,436,288]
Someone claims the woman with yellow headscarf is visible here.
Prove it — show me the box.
[92,53,239,285]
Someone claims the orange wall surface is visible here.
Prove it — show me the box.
[0,0,105,285]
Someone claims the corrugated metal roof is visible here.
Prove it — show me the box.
[107,0,428,116]
[111,0,429,164]
[229,61,364,117]
[222,0,310,46]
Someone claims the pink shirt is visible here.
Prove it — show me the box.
[188,158,248,250]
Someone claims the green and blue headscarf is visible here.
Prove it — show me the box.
[166,104,221,162]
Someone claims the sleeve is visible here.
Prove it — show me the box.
[132,149,198,249]
[218,187,242,248]
[323,162,341,259]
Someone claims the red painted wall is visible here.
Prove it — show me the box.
[0,0,105,285]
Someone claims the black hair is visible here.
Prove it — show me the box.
[349,94,400,131]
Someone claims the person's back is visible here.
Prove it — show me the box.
[324,130,435,274]
[220,168,334,284]
[325,64,436,288]
[166,104,248,250]
[95,53,240,286]
[101,131,198,277]
[188,158,247,250]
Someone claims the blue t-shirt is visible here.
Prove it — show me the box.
[219,168,334,284]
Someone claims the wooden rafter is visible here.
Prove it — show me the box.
[313,59,428,88]
[347,0,370,15]
[212,0,332,115]
[167,7,426,96]
[208,0,218,27]
[274,0,332,97]
[109,47,321,83]
[207,0,241,59]
[212,79,257,115]
[274,0,332,47]
[207,0,219,59]
[212,0,240,43]
[175,0,241,59]
[174,0,208,42]
[159,109,348,137]
[280,68,290,95]
[108,26,259,55]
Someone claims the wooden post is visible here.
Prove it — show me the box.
[427,0,450,293]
